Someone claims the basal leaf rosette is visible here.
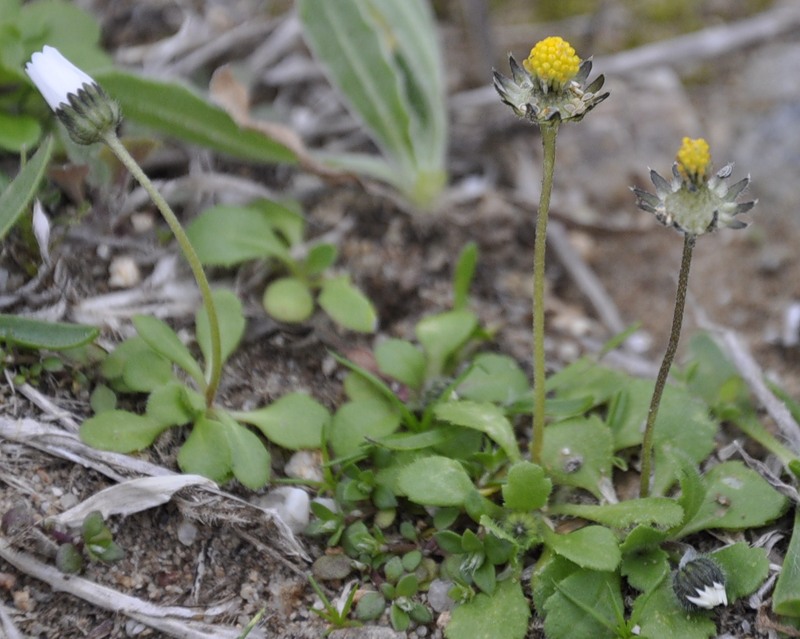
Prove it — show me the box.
[632,137,756,237]
[493,36,609,124]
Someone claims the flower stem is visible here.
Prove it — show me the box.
[531,122,559,463]
[640,233,696,497]
[102,131,222,408]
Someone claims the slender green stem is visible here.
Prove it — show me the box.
[102,131,222,408]
[531,122,559,464]
[639,233,696,497]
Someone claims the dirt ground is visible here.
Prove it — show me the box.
[3,1,800,638]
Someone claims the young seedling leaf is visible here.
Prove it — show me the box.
[0,135,53,241]
[304,243,338,276]
[177,417,232,483]
[196,288,245,370]
[186,204,290,267]
[218,414,270,489]
[263,277,315,323]
[712,542,768,602]
[397,456,475,507]
[456,353,530,406]
[542,569,622,639]
[679,461,788,536]
[232,392,330,450]
[146,382,202,427]
[502,461,551,511]
[375,338,426,390]
[548,498,683,529]
[318,276,377,333]
[621,545,670,592]
[445,579,529,639]
[632,579,716,639]
[329,398,401,458]
[434,400,521,462]
[773,509,800,616]
[415,309,477,378]
[121,348,173,392]
[452,242,478,310]
[80,410,172,452]
[0,313,98,350]
[544,526,621,572]
[132,315,204,387]
[541,415,613,499]
[95,71,296,164]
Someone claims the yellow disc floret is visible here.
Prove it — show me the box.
[676,137,712,184]
[523,37,581,89]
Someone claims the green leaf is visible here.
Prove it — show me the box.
[218,414,270,489]
[0,313,97,350]
[329,398,401,458]
[0,136,53,241]
[132,315,204,387]
[542,569,622,639]
[263,277,315,323]
[146,382,202,427]
[456,353,530,406]
[415,309,477,377]
[95,71,295,164]
[177,417,232,483]
[318,276,377,333]
[621,545,670,592]
[121,348,173,392]
[773,508,800,616]
[445,579,529,639]
[304,243,338,276]
[712,542,768,602]
[502,461,551,511]
[196,289,245,370]
[633,580,716,639]
[186,204,290,267]
[397,456,475,507]
[375,338,426,390]
[232,392,330,450]
[541,416,614,499]
[452,242,478,310]
[549,498,683,529]
[680,461,788,536]
[0,112,41,152]
[434,400,521,462]
[80,410,172,452]
[544,526,621,572]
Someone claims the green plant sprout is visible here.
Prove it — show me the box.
[632,137,755,497]
[185,199,377,333]
[308,575,361,635]
[493,36,608,463]
[297,0,448,209]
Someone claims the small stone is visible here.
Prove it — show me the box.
[130,212,155,233]
[109,256,141,288]
[427,579,455,613]
[176,519,198,546]
[312,554,353,581]
[12,589,33,612]
[255,487,310,534]
[285,450,324,483]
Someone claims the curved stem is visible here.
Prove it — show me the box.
[102,131,222,408]
[531,122,559,463]
[639,233,696,497]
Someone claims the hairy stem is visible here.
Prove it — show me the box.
[640,233,696,497]
[531,122,559,463]
[102,131,222,408]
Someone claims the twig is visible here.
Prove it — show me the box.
[0,538,262,639]
[702,324,800,453]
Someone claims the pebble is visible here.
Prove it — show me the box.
[285,450,324,483]
[255,487,310,534]
[176,519,199,546]
[426,579,455,613]
[311,554,353,581]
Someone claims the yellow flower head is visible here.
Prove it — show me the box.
[523,37,581,90]
[676,137,712,185]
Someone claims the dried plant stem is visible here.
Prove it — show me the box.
[640,233,696,497]
[531,122,559,463]
[102,131,222,408]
